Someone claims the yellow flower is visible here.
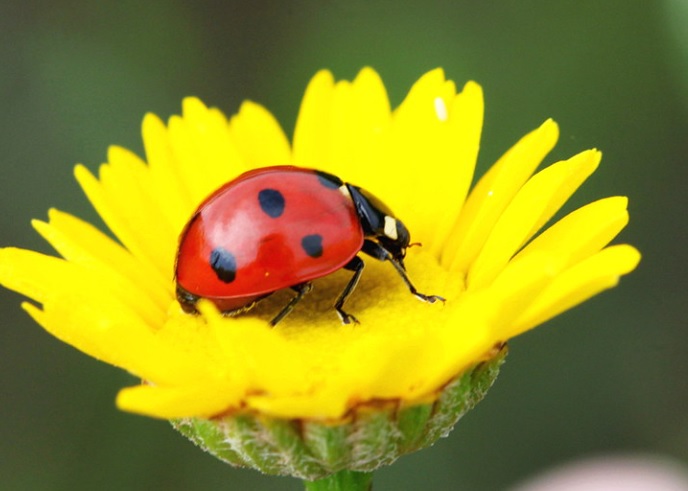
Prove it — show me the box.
[0,68,639,425]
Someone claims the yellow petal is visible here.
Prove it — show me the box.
[0,248,68,304]
[246,388,350,420]
[141,112,195,232]
[377,80,485,252]
[426,81,484,254]
[0,247,212,385]
[394,68,457,125]
[200,303,314,395]
[292,69,336,167]
[510,244,641,337]
[229,101,292,167]
[372,69,458,244]
[74,156,175,280]
[244,289,495,419]
[368,292,495,400]
[167,97,246,205]
[467,149,601,290]
[323,67,391,181]
[23,298,214,386]
[32,209,169,317]
[486,250,567,337]
[116,381,244,419]
[514,196,629,268]
[442,119,559,272]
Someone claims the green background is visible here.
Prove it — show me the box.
[1,1,686,489]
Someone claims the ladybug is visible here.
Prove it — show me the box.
[175,165,443,326]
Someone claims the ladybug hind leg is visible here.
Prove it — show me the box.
[270,282,313,326]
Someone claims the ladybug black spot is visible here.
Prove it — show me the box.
[258,189,285,218]
[315,170,343,189]
[209,247,237,283]
[301,234,324,258]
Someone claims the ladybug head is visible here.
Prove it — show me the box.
[378,216,410,265]
[347,184,412,268]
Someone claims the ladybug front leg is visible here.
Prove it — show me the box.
[270,282,313,326]
[361,240,445,305]
[176,284,201,313]
[334,256,365,325]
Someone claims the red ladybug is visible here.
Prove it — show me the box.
[175,165,443,325]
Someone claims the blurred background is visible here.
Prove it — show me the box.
[1,1,686,490]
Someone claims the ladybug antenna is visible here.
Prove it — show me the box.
[408,242,423,248]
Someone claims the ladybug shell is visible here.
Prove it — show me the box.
[175,166,365,310]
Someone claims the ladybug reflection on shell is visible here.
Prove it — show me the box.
[175,165,444,326]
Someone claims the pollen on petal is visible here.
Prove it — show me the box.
[434,96,449,121]
[426,80,484,255]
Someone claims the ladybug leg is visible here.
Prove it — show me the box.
[334,256,365,325]
[361,240,445,304]
[176,284,201,313]
[269,282,313,326]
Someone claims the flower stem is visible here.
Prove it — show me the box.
[304,470,374,491]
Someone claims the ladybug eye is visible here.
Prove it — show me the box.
[396,220,410,249]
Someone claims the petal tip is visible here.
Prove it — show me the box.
[141,112,166,138]
[73,163,93,182]
[461,80,484,95]
[620,244,642,271]
[541,118,560,137]
[181,96,209,118]
[310,69,335,86]
[356,66,381,79]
